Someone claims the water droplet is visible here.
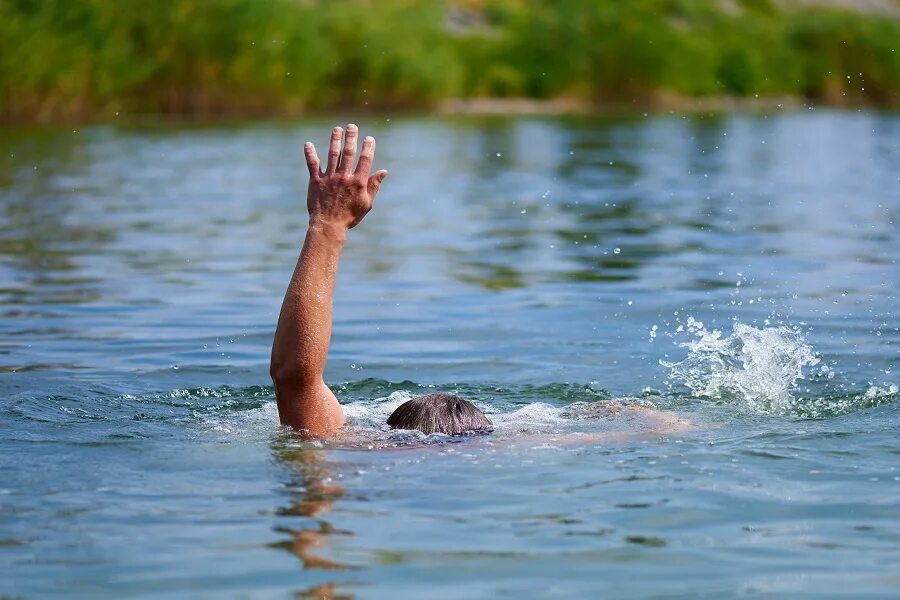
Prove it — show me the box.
[613,247,621,254]
[661,323,821,415]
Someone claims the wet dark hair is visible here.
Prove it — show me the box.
[386,393,492,436]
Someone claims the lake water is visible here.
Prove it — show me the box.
[1,111,898,598]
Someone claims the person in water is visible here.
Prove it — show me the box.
[269,123,494,437]
[270,125,684,439]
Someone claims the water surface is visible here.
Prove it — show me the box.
[1,111,898,598]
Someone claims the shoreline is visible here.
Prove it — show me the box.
[437,95,817,116]
[2,95,896,128]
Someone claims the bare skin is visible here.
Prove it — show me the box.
[270,124,387,436]
[271,125,692,440]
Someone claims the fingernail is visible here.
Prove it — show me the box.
[333,126,342,133]
[364,136,374,143]
[304,141,312,147]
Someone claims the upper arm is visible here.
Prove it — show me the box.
[273,375,345,438]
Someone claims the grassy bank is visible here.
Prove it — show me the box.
[1,0,898,123]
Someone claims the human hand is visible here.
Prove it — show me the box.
[304,124,388,231]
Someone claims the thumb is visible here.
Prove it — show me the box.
[368,169,388,196]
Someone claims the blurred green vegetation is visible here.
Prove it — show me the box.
[1,0,898,122]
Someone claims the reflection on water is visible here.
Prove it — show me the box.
[270,441,354,573]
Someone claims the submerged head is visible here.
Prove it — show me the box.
[386,393,492,436]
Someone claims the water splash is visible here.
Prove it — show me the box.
[183,382,626,444]
[661,321,819,414]
[341,391,586,444]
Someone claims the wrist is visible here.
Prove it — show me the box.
[307,219,348,244]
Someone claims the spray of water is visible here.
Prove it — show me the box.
[192,386,653,445]
[661,319,820,414]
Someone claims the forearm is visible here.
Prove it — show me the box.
[270,222,347,434]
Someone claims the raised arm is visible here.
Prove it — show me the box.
[270,124,388,436]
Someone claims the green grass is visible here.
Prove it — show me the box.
[1,0,898,122]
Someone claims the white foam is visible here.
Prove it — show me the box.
[338,394,667,446]
[195,390,675,446]
[863,384,899,400]
[489,402,567,433]
[342,390,415,428]
[661,321,820,413]
[198,401,280,439]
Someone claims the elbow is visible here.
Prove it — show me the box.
[270,359,299,390]
[270,357,317,392]
[269,355,286,388]
[269,357,285,386]
[269,362,344,437]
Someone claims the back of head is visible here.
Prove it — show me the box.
[386,393,492,436]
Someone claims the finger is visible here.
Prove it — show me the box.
[304,142,320,178]
[339,123,358,174]
[367,169,388,197]
[355,136,375,177]
[325,126,342,174]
